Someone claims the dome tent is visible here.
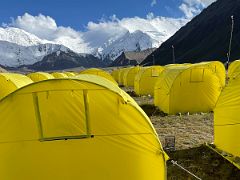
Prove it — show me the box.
[51,72,68,78]
[134,66,164,96]
[122,67,132,86]
[27,72,54,82]
[0,74,168,180]
[118,67,130,86]
[123,66,141,87]
[0,73,32,100]
[214,74,240,169]
[154,61,225,114]
[80,68,117,85]
[111,69,120,83]
[228,60,240,80]
[117,68,124,85]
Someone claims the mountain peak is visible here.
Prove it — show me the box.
[0,27,52,46]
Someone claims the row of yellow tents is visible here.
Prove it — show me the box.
[0,69,118,101]
[0,69,167,179]
[112,60,240,169]
[112,61,226,114]
[1,59,240,179]
[28,69,116,84]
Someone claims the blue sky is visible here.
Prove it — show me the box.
[0,0,215,54]
[0,0,185,30]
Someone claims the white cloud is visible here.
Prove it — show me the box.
[151,0,157,7]
[9,13,90,53]
[84,14,187,48]
[179,3,201,19]
[5,13,188,55]
[179,0,216,18]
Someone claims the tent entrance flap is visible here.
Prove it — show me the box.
[32,90,91,141]
[190,68,205,82]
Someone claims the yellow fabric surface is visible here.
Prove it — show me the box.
[0,73,33,100]
[214,75,240,158]
[134,66,164,96]
[122,67,132,86]
[51,72,68,78]
[111,69,120,83]
[228,60,240,80]
[64,72,76,77]
[154,62,225,114]
[0,74,167,180]
[123,66,141,87]
[27,72,54,82]
[118,68,130,86]
[80,68,117,85]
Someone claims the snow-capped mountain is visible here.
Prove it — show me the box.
[0,27,51,46]
[0,40,69,67]
[96,30,156,60]
[0,23,185,68]
[0,27,75,67]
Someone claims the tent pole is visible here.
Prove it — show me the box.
[227,15,234,71]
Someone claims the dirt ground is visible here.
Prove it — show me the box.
[122,87,240,179]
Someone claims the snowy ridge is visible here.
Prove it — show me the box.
[0,27,52,46]
[0,23,185,67]
[99,30,154,60]
[0,41,69,67]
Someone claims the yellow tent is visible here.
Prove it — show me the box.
[228,60,240,80]
[64,72,76,77]
[134,66,164,96]
[123,66,141,87]
[214,74,240,168]
[122,67,132,86]
[111,69,120,83]
[51,72,68,78]
[118,68,127,86]
[0,74,168,180]
[164,63,191,68]
[0,73,32,100]
[27,72,54,82]
[80,68,117,85]
[154,61,225,114]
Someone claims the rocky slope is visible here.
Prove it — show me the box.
[28,50,105,71]
[142,0,240,65]
[110,48,156,67]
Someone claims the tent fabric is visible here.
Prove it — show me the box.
[134,66,164,96]
[0,74,167,180]
[111,69,120,83]
[154,61,225,114]
[214,74,240,160]
[117,67,131,86]
[123,66,141,87]
[64,72,76,77]
[27,72,54,82]
[228,60,240,80]
[118,68,127,86]
[51,72,68,78]
[80,68,117,85]
[122,67,132,86]
[0,73,32,100]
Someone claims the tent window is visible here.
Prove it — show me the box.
[152,68,160,77]
[190,68,204,82]
[33,90,90,141]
